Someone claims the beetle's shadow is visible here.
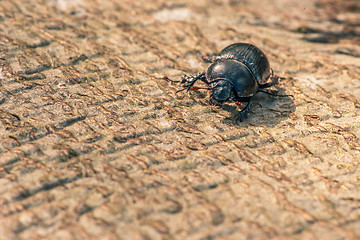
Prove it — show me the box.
[220,87,296,127]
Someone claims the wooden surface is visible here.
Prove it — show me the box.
[0,0,360,239]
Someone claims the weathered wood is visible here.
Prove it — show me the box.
[0,0,359,239]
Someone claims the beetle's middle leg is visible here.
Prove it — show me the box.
[176,72,208,93]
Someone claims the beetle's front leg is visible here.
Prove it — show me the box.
[177,72,207,93]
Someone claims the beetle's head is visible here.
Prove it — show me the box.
[210,80,232,107]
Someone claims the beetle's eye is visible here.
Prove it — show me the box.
[212,81,231,101]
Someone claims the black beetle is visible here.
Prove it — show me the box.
[177,42,291,121]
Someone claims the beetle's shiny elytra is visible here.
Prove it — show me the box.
[178,42,291,122]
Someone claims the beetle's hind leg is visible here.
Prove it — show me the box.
[258,72,292,97]
[270,68,280,82]
[258,82,277,89]
[234,98,252,122]
[259,69,280,89]
[176,72,208,93]
[258,88,293,97]
[259,74,280,89]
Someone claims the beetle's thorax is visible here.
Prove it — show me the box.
[207,59,259,98]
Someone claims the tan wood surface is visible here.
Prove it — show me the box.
[0,0,359,239]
